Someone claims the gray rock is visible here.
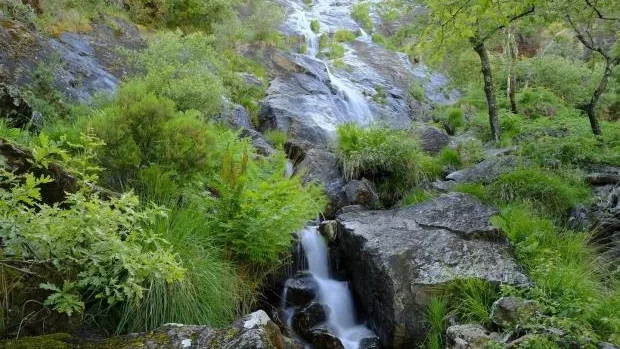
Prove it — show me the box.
[344,179,380,208]
[292,302,328,340]
[483,146,520,158]
[335,205,368,215]
[419,126,450,155]
[336,193,528,348]
[599,342,619,349]
[220,100,253,129]
[359,336,382,349]
[239,128,277,157]
[319,220,338,243]
[309,327,345,349]
[0,83,40,129]
[297,148,347,218]
[585,173,620,186]
[284,273,319,307]
[490,297,539,327]
[446,155,527,184]
[446,324,490,349]
[284,138,314,165]
[10,310,301,349]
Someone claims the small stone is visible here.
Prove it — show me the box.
[359,336,382,349]
[344,178,380,208]
[490,297,539,327]
[446,324,490,349]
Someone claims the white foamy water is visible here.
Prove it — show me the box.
[290,227,375,349]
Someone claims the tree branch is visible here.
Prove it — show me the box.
[584,0,619,21]
[565,14,608,58]
[480,6,535,42]
[441,0,472,27]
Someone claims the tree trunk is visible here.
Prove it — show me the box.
[471,39,500,141]
[585,58,615,136]
[504,29,518,114]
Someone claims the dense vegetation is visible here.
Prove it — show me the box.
[0,0,325,337]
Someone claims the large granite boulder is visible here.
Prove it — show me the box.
[336,193,529,349]
[0,310,301,349]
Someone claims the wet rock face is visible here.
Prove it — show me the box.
[344,178,380,208]
[309,327,346,349]
[292,302,329,340]
[284,272,319,307]
[296,147,348,218]
[336,193,529,349]
[1,16,141,103]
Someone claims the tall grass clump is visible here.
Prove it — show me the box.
[424,297,448,349]
[492,204,619,343]
[116,203,242,333]
[488,167,590,218]
[443,279,499,326]
[335,123,439,205]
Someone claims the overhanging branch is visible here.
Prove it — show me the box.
[480,6,535,42]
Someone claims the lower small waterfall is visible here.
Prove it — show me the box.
[283,227,376,349]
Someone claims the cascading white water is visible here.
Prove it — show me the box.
[292,227,375,349]
[292,0,373,125]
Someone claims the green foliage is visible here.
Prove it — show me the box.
[452,182,489,202]
[116,200,242,332]
[424,297,447,349]
[25,60,69,122]
[264,130,287,150]
[409,81,426,101]
[204,151,326,266]
[40,281,84,316]
[488,167,590,217]
[435,148,462,171]
[334,29,356,42]
[436,107,464,135]
[400,188,436,206]
[444,279,499,326]
[336,123,439,204]
[493,204,619,343]
[0,170,185,314]
[310,19,320,34]
[351,2,372,32]
[0,0,37,25]
[327,42,345,59]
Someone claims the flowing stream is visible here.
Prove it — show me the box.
[284,227,374,349]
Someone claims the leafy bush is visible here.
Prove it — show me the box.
[204,150,326,266]
[336,123,439,204]
[488,167,590,217]
[0,170,184,316]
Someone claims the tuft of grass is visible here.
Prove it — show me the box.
[435,147,462,171]
[351,2,372,32]
[400,188,436,206]
[451,182,488,202]
[264,130,287,150]
[424,297,448,349]
[310,19,320,34]
[327,42,345,59]
[333,29,356,42]
[336,123,440,205]
[443,279,499,326]
[488,167,590,218]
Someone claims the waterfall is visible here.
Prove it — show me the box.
[285,227,374,349]
[292,0,373,125]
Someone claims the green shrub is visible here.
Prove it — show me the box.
[264,130,287,150]
[452,183,488,202]
[488,167,590,217]
[204,150,326,266]
[336,123,439,204]
[310,19,320,34]
[0,0,36,25]
[409,80,426,101]
[334,29,356,42]
[436,107,464,135]
[0,171,184,316]
[372,33,387,45]
[400,188,436,206]
[517,88,567,118]
[327,42,345,59]
[435,148,462,171]
[351,2,372,32]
